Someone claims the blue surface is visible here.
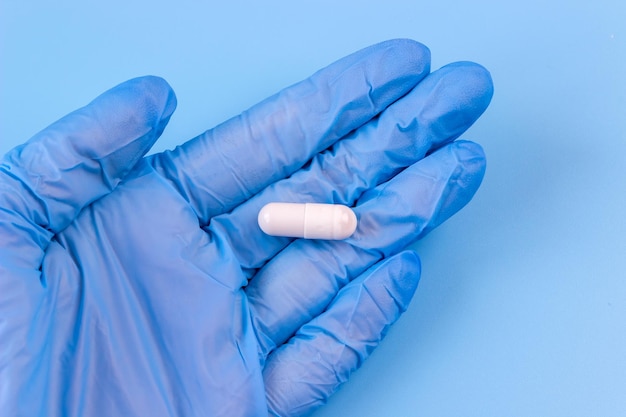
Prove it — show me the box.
[1,1,625,416]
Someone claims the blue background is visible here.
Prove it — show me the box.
[1,1,625,416]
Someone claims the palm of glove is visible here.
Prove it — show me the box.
[0,40,493,417]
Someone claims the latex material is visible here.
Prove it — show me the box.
[258,203,357,240]
[0,40,493,417]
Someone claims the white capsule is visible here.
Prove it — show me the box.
[258,202,357,240]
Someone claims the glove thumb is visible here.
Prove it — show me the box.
[0,76,177,271]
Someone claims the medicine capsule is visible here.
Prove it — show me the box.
[258,202,357,240]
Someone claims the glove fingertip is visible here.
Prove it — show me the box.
[446,61,494,112]
[380,38,432,72]
[389,249,422,313]
[100,75,178,149]
[131,75,177,130]
[450,140,488,189]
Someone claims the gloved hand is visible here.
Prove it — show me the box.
[0,39,493,417]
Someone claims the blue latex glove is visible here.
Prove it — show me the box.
[0,39,493,416]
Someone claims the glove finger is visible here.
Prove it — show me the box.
[148,39,431,224]
[263,250,421,417]
[247,140,486,358]
[208,62,493,271]
[0,76,176,272]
